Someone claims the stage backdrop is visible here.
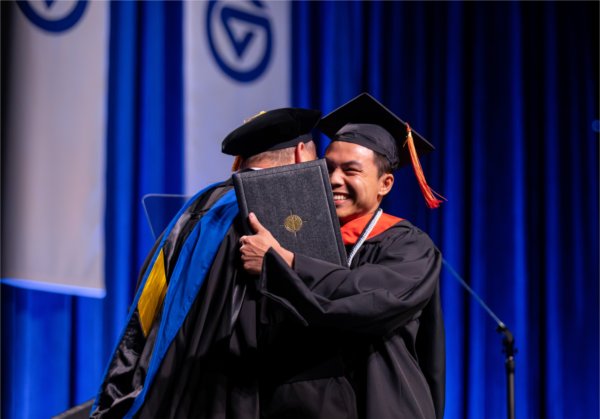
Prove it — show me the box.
[1,1,598,419]
[290,2,598,418]
[2,0,108,296]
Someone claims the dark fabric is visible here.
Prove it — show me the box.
[91,183,240,418]
[259,220,444,419]
[334,123,400,167]
[95,179,365,419]
[137,194,358,419]
[221,108,321,157]
[94,192,444,418]
[318,92,434,168]
[137,217,261,419]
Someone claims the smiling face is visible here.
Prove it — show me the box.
[325,141,394,226]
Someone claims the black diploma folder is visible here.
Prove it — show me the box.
[233,159,348,266]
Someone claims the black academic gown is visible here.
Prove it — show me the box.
[91,181,264,419]
[93,187,444,419]
[257,219,445,419]
[136,216,261,418]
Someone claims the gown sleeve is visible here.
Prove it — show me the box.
[258,223,441,336]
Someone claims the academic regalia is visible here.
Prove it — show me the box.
[252,93,446,418]
[257,216,445,419]
[90,182,255,418]
[91,107,322,418]
[135,185,264,419]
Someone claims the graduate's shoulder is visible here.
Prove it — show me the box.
[370,216,436,248]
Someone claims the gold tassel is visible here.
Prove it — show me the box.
[404,124,445,209]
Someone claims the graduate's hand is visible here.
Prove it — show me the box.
[239,212,294,274]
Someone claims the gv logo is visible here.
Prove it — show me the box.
[206,0,273,83]
[17,0,88,33]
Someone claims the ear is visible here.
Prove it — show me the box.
[295,142,316,163]
[378,173,394,197]
[294,142,305,163]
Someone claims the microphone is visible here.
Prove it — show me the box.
[442,259,516,419]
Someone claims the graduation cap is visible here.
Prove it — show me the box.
[319,92,444,209]
[222,108,321,158]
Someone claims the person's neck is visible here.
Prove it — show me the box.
[340,211,376,227]
[243,160,295,170]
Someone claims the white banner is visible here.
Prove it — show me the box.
[2,0,108,297]
[184,0,290,193]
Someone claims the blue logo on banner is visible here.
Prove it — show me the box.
[206,0,273,83]
[17,0,88,33]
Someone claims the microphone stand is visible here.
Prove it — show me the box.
[442,259,516,419]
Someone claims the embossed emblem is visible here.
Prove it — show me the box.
[206,0,273,83]
[283,214,303,233]
[17,0,88,33]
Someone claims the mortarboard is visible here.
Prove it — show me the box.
[319,92,444,209]
[222,108,321,158]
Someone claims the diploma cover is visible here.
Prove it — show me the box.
[233,159,348,266]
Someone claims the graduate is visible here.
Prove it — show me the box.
[91,108,321,418]
[240,93,446,419]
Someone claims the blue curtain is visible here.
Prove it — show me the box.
[1,2,183,418]
[292,1,599,418]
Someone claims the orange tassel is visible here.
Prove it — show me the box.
[404,124,446,209]
[231,156,242,172]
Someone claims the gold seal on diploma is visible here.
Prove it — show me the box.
[284,214,303,233]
